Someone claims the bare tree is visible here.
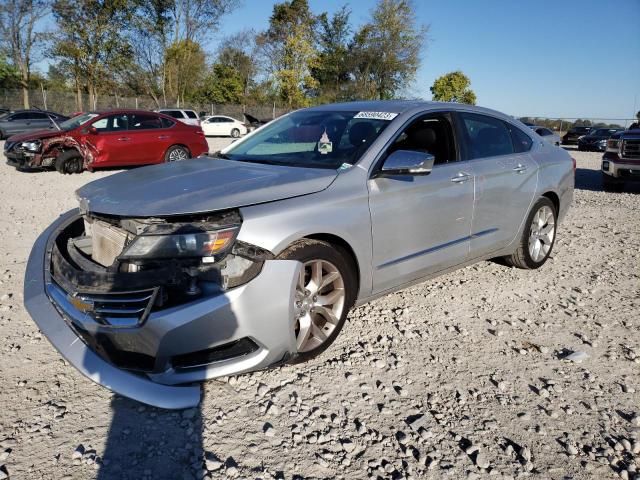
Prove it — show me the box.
[0,0,50,108]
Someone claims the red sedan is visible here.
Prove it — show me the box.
[4,109,209,173]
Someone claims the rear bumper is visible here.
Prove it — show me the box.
[24,210,302,408]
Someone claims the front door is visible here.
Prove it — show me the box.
[368,112,474,294]
[457,112,538,258]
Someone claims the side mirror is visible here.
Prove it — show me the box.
[87,126,98,135]
[380,150,435,176]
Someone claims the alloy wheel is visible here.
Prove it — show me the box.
[168,148,188,162]
[528,205,555,262]
[294,260,345,353]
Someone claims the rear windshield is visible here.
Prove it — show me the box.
[162,110,185,119]
[224,110,393,169]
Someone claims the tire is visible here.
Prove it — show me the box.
[277,239,357,362]
[230,128,240,138]
[504,197,557,270]
[602,174,623,192]
[164,145,190,162]
[55,150,84,174]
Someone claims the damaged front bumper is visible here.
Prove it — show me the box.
[24,210,302,409]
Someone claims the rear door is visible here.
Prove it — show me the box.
[127,113,169,164]
[5,112,32,135]
[457,112,538,258]
[29,112,55,131]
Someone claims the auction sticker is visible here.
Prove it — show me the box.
[354,111,398,121]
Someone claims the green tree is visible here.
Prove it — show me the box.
[352,0,426,100]
[52,0,134,110]
[430,71,476,105]
[165,39,206,106]
[260,0,318,108]
[0,56,20,89]
[311,6,352,102]
[216,30,260,106]
[0,0,50,108]
[197,63,243,104]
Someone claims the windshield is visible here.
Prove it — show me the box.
[592,129,613,136]
[58,113,99,130]
[223,110,394,169]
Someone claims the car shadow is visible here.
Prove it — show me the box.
[575,168,640,193]
[96,395,204,480]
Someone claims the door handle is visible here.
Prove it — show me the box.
[158,135,170,140]
[451,172,472,184]
[513,163,527,174]
[117,137,130,141]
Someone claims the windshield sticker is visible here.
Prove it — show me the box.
[317,130,333,155]
[354,111,398,121]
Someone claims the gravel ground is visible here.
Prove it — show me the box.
[0,143,638,480]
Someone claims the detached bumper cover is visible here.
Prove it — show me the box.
[24,210,302,409]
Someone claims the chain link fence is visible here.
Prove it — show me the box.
[518,116,637,136]
[0,88,288,121]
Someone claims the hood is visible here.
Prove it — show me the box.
[7,128,66,142]
[76,158,338,217]
[581,135,608,141]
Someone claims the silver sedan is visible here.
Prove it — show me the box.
[24,101,574,408]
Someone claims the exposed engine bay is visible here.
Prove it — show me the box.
[51,209,273,316]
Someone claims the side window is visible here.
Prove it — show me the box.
[185,110,198,119]
[129,114,162,130]
[92,118,109,131]
[92,114,129,132]
[207,117,221,123]
[386,113,456,165]
[222,117,234,123]
[163,110,184,119]
[31,112,49,120]
[460,112,514,159]
[160,117,175,128]
[505,123,533,153]
[10,112,30,120]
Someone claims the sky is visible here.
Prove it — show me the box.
[207,0,640,120]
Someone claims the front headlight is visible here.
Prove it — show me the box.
[120,227,239,261]
[20,140,41,152]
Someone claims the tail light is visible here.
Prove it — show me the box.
[571,157,576,171]
[194,128,205,137]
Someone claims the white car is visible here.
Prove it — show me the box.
[201,115,247,138]
[156,109,200,126]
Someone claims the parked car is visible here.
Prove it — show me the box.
[24,101,574,408]
[0,109,69,139]
[601,128,640,191]
[5,109,208,173]
[530,126,561,146]
[562,126,593,145]
[156,108,200,126]
[244,112,269,131]
[201,115,247,137]
[577,128,624,151]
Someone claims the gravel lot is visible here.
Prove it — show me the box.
[0,142,638,480]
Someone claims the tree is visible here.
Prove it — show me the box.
[260,0,318,108]
[430,71,476,105]
[216,30,260,107]
[0,56,21,89]
[52,0,134,110]
[165,39,206,106]
[311,6,352,102]
[352,0,426,100]
[0,0,50,108]
[198,63,243,104]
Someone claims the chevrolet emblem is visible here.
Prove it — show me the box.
[68,295,94,313]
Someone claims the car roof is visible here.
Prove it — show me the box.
[11,109,61,115]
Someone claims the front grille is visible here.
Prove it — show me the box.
[621,139,640,160]
[70,288,158,327]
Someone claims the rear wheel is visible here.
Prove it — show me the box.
[504,197,557,269]
[230,128,240,138]
[277,239,357,362]
[55,150,84,174]
[164,145,190,162]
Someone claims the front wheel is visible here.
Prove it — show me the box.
[55,150,84,174]
[504,198,557,269]
[230,128,240,138]
[164,145,190,162]
[277,239,357,362]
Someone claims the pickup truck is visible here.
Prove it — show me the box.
[602,128,640,191]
